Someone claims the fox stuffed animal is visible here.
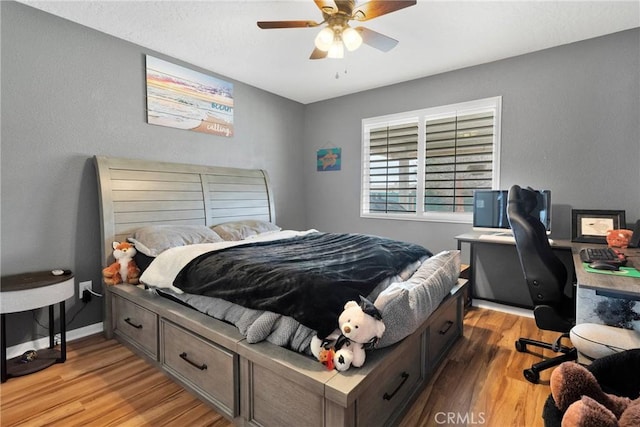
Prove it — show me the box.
[102,241,140,285]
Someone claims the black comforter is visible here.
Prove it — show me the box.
[174,232,431,337]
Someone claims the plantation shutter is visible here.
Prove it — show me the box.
[424,111,495,213]
[361,96,500,221]
[367,121,419,213]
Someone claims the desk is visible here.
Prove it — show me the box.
[572,245,640,330]
[455,233,574,308]
[0,271,74,382]
[455,232,640,330]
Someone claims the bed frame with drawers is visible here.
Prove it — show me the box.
[95,155,467,427]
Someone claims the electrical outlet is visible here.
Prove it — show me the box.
[79,280,92,295]
[54,333,61,346]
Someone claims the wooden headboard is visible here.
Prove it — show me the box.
[94,156,275,268]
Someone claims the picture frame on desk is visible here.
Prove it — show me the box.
[571,209,626,243]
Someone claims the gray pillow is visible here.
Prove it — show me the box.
[375,250,461,348]
[128,225,224,257]
[212,220,281,241]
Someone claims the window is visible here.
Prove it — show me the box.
[361,97,501,222]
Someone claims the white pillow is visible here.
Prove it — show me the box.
[128,225,224,257]
[211,220,281,241]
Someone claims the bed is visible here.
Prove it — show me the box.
[95,155,468,427]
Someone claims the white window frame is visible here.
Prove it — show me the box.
[361,96,502,223]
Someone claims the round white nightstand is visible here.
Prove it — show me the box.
[1,270,74,382]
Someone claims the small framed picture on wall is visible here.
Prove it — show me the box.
[317,148,341,172]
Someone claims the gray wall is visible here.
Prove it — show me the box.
[303,28,640,253]
[1,2,306,347]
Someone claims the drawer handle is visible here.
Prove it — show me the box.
[439,320,454,335]
[383,372,409,401]
[124,317,143,329]
[179,352,207,371]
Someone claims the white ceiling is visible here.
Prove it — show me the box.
[20,0,640,104]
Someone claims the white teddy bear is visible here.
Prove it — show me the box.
[310,296,386,371]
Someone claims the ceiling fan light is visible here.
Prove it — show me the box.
[327,40,344,59]
[314,27,334,51]
[342,27,362,51]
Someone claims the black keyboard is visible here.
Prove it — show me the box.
[579,247,627,266]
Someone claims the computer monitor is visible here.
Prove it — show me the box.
[473,189,551,234]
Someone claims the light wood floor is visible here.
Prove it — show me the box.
[0,307,564,426]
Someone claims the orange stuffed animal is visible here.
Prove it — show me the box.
[606,229,633,248]
[102,241,141,285]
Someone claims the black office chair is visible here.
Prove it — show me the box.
[507,185,577,384]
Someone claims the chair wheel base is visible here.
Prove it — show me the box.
[516,334,577,384]
[524,368,540,384]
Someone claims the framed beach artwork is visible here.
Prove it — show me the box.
[145,55,234,137]
[317,148,341,171]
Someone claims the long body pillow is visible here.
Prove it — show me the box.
[375,250,461,347]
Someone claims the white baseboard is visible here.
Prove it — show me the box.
[6,322,104,359]
[473,300,534,318]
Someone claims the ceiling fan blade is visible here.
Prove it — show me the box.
[313,0,338,14]
[351,0,416,21]
[310,47,329,60]
[356,27,399,52]
[257,20,321,29]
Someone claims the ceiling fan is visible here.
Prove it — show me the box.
[257,0,417,60]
